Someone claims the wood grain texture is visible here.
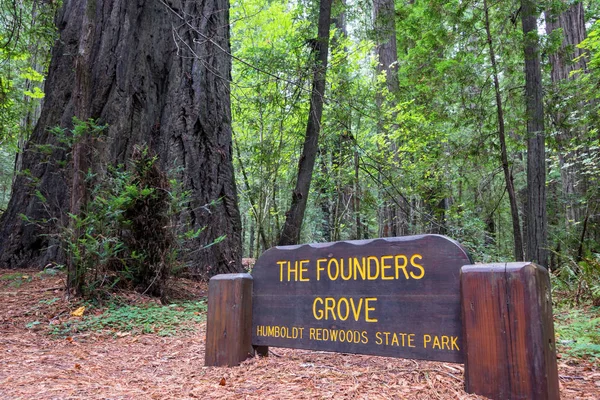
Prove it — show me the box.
[252,235,472,362]
[461,262,559,400]
[205,273,254,366]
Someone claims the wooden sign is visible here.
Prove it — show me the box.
[251,234,472,363]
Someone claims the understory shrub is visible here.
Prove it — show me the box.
[57,119,188,301]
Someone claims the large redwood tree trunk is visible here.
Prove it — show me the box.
[0,0,242,276]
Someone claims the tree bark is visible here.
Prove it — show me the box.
[546,2,586,83]
[318,152,332,242]
[521,0,548,266]
[278,0,333,245]
[545,1,587,230]
[373,0,410,238]
[484,0,524,261]
[0,0,242,276]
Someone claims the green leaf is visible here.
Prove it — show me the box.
[19,67,45,82]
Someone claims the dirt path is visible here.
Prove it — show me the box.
[0,270,598,399]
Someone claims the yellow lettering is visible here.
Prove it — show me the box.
[451,336,459,351]
[361,331,368,344]
[327,259,340,281]
[395,255,409,279]
[287,261,298,282]
[391,333,399,346]
[367,256,380,280]
[408,334,415,347]
[337,297,350,321]
[375,332,382,345]
[325,297,336,320]
[340,258,352,280]
[277,261,286,281]
[433,336,441,349]
[353,257,366,280]
[316,259,326,281]
[312,297,324,320]
[365,297,378,322]
[441,335,449,350]
[424,334,432,348]
[380,255,393,280]
[313,297,378,322]
[350,297,363,321]
[256,325,305,339]
[309,328,316,340]
[299,259,310,281]
[399,332,407,346]
[409,254,425,279]
[329,329,338,341]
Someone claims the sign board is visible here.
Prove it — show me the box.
[251,234,472,363]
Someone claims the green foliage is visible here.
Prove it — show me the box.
[580,20,600,82]
[48,300,207,337]
[0,0,60,209]
[54,119,186,301]
[554,304,600,361]
[0,267,59,287]
[552,253,600,306]
[64,155,178,299]
[0,0,597,291]
[0,271,33,287]
[231,0,318,249]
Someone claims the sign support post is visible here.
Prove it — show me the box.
[204,273,254,367]
[460,262,559,400]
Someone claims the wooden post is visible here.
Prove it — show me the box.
[205,273,254,367]
[460,262,559,400]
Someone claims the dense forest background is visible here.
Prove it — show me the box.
[1,0,600,300]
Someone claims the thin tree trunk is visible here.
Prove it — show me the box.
[67,2,96,293]
[319,152,332,242]
[278,0,333,245]
[233,136,269,253]
[373,0,410,238]
[330,6,351,243]
[248,219,255,259]
[484,0,524,261]
[521,0,548,266]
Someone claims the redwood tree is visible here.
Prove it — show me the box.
[521,0,548,266]
[0,0,242,275]
[373,0,407,238]
[545,1,589,256]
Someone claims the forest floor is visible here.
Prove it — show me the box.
[0,269,598,400]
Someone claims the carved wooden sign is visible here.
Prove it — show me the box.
[251,234,472,363]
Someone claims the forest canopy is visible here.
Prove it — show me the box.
[0,0,599,302]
